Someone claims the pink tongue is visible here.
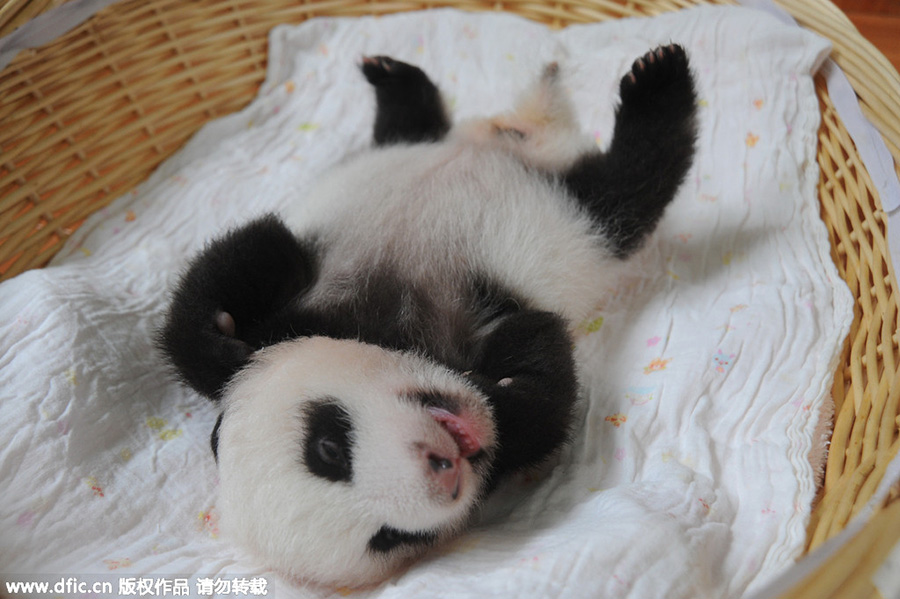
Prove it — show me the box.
[427,407,482,458]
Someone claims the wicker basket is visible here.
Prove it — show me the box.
[1,0,898,596]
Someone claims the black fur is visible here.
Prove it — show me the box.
[361,56,451,146]
[158,214,318,399]
[292,270,529,373]
[466,310,577,488]
[295,268,473,366]
[562,44,697,258]
[368,525,437,554]
[161,238,535,398]
[303,400,354,483]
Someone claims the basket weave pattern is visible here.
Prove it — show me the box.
[812,79,900,545]
[1,0,898,596]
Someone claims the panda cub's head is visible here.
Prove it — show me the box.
[215,336,497,587]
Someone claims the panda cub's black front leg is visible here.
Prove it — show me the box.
[469,310,579,487]
[361,56,451,146]
[158,214,317,400]
[564,44,698,258]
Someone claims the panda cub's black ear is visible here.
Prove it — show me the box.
[158,214,319,400]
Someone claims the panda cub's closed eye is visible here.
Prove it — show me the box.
[302,400,354,482]
[368,525,437,554]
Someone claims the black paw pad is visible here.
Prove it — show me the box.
[619,43,692,105]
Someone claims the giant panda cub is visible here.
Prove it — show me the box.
[160,45,697,587]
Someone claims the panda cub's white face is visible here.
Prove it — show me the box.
[216,336,497,587]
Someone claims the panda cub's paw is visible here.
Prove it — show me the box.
[619,43,692,108]
[361,56,413,83]
[360,55,438,94]
[474,310,575,386]
[360,55,450,146]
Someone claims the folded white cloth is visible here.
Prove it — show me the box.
[0,7,852,598]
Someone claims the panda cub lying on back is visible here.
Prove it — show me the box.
[160,46,697,587]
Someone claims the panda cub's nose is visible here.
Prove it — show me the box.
[427,452,461,500]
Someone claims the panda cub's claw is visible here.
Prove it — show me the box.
[360,55,396,83]
[619,43,692,106]
[215,310,236,338]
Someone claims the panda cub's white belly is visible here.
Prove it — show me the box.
[284,136,614,328]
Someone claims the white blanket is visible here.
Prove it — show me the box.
[0,7,853,598]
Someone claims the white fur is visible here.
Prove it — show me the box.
[288,144,613,324]
[453,62,593,171]
[285,65,620,329]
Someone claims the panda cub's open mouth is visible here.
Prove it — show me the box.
[425,406,487,501]
[426,406,484,460]
[410,390,493,466]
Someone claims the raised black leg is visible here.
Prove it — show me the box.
[467,310,578,487]
[158,214,318,400]
[360,56,451,146]
[563,44,698,258]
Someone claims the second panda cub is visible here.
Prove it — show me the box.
[160,46,698,587]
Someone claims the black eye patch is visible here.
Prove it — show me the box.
[368,525,437,554]
[302,400,354,483]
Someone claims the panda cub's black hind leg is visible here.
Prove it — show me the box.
[158,214,318,400]
[564,44,698,258]
[361,56,451,146]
